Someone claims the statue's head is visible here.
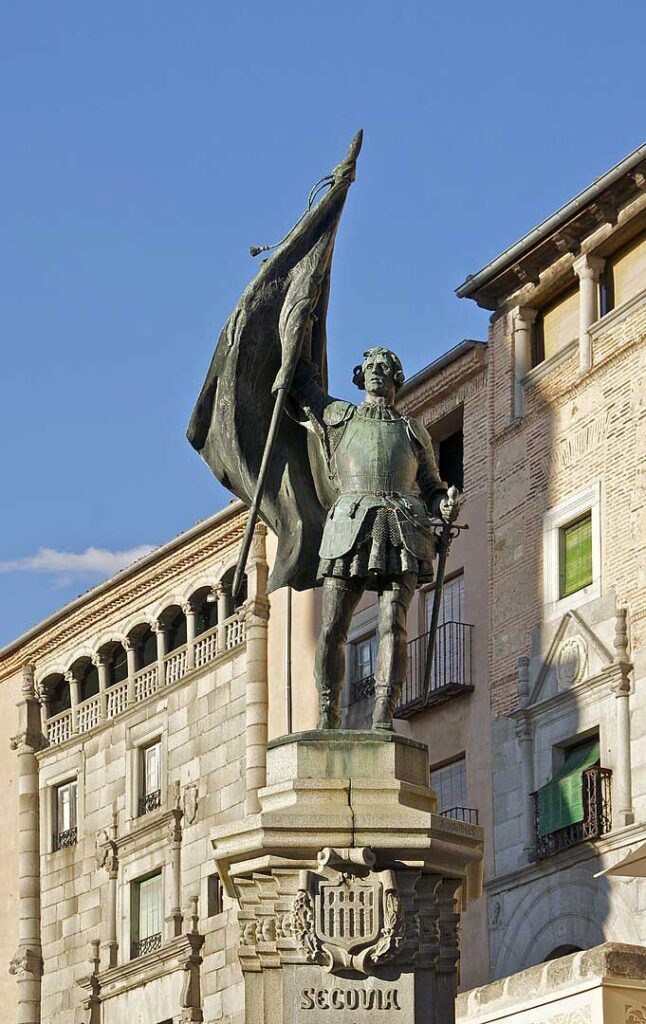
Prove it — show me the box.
[352,347,405,399]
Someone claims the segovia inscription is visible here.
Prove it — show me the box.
[300,987,401,1011]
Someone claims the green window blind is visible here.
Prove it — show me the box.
[536,740,599,837]
[559,513,593,598]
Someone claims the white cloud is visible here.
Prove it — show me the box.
[0,545,156,579]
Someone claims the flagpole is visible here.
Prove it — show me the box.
[232,384,290,600]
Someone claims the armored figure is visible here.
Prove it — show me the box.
[187,131,458,731]
[289,347,455,728]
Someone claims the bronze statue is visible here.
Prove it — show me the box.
[187,132,458,731]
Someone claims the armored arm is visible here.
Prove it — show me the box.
[408,418,448,518]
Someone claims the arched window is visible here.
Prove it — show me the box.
[126,625,157,671]
[219,569,247,618]
[43,673,70,717]
[161,606,187,654]
[97,642,128,687]
[190,587,218,636]
[72,658,99,703]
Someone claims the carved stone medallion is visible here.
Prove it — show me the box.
[556,636,587,689]
[291,848,405,975]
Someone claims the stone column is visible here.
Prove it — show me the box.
[96,814,120,968]
[184,602,197,672]
[154,622,168,686]
[243,525,269,815]
[168,792,184,938]
[9,665,45,1024]
[612,607,634,828]
[216,587,229,654]
[512,307,537,419]
[435,878,462,1022]
[515,657,536,863]
[124,637,139,706]
[66,669,80,733]
[573,254,605,373]
[94,652,109,721]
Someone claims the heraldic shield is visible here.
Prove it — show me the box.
[291,848,405,975]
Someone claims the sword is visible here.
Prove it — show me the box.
[421,486,463,704]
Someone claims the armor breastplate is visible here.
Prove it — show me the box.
[331,414,419,495]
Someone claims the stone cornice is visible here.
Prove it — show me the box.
[0,506,248,683]
[79,931,203,1000]
[485,819,646,895]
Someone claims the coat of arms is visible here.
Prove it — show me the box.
[291,847,405,974]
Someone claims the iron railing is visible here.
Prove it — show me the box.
[533,765,612,859]
[349,622,474,712]
[138,789,161,816]
[131,932,162,958]
[441,806,479,825]
[52,826,78,851]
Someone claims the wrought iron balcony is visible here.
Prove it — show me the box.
[348,621,474,712]
[533,765,612,860]
[397,621,474,715]
[138,789,162,816]
[131,932,162,959]
[440,806,479,825]
[52,826,78,851]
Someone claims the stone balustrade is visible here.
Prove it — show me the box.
[45,611,247,746]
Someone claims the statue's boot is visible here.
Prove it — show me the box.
[372,686,395,731]
[318,695,341,730]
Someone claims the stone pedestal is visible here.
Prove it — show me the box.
[212,731,484,1024]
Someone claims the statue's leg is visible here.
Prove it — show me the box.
[315,576,364,729]
[372,572,417,731]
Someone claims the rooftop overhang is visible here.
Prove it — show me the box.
[456,142,646,310]
[397,339,487,399]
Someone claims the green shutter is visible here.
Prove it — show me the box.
[536,740,599,837]
[560,514,593,598]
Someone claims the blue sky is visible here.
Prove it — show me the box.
[1,1,644,645]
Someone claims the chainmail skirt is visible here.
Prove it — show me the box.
[318,506,434,587]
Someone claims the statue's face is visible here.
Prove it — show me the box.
[362,350,398,397]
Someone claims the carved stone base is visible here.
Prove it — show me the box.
[212,731,483,1024]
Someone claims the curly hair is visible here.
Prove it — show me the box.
[352,347,405,391]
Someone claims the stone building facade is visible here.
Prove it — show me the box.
[456,141,646,983]
[2,140,646,1022]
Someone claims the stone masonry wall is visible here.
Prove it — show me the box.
[489,298,646,717]
[38,645,249,1024]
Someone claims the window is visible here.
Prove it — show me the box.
[532,284,579,367]
[425,573,467,688]
[53,779,78,851]
[601,229,646,314]
[438,430,464,492]
[207,874,223,917]
[431,757,467,816]
[559,513,593,598]
[131,872,162,958]
[543,484,600,618]
[349,632,377,701]
[534,735,611,858]
[139,740,162,815]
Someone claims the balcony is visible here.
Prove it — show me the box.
[441,806,479,825]
[533,765,612,859]
[131,932,162,959]
[349,622,474,713]
[45,611,246,746]
[52,826,78,851]
[138,789,162,817]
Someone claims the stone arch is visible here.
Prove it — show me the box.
[493,866,615,979]
[120,610,156,638]
[90,630,127,658]
[34,660,69,687]
[179,573,217,604]
[148,593,186,624]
